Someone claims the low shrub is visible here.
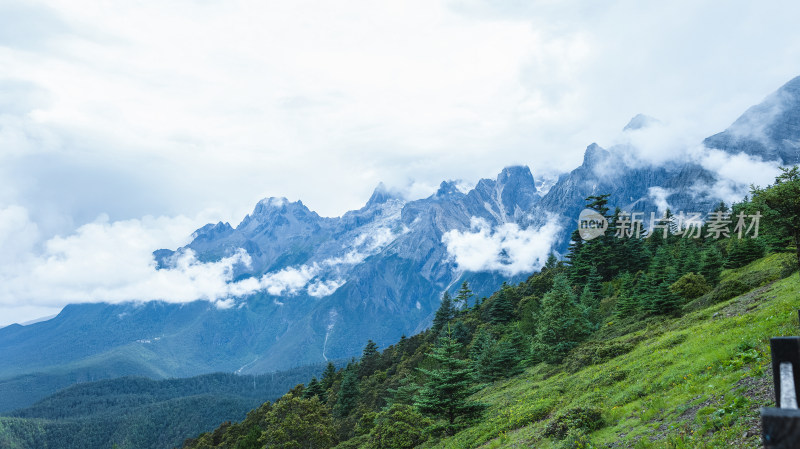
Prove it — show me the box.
[544,406,604,439]
[563,341,636,372]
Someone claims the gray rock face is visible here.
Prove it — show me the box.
[704,75,800,165]
[533,141,718,253]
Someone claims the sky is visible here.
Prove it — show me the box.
[1,0,800,326]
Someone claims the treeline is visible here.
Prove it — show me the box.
[0,365,339,449]
[183,167,800,449]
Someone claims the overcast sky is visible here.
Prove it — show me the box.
[1,0,800,326]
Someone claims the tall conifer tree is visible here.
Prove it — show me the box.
[335,366,359,417]
[431,292,455,333]
[534,274,592,364]
[455,281,474,310]
[415,332,486,436]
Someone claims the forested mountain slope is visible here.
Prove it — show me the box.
[0,365,339,449]
[177,167,800,449]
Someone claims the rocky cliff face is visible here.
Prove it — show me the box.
[704,75,800,165]
[3,75,797,379]
[536,137,718,254]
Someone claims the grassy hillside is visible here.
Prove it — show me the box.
[423,254,798,448]
[180,249,798,449]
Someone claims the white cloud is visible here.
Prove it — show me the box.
[308,279,346,298]
[648,187,674,213]
[612,119,700,168]
[324,225,405,267]
[258,264,319,297]
[2,0,797,228]
[606,120,783,207]
[323,250,367,267]
[0,214,261,317]
[0,205,39,265]
[442,216,561,276]
[692,148,782,205]
[696,148,781,188]
[0,207,410,325]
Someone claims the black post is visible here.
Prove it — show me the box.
[761,311,800,448]
[770,337,800,407]
[763,408,800,448]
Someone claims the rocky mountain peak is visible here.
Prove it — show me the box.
[497,165,536,190]
[623,114,660,131]
[247,197,318,219]
[582,143,611,168]
[191,221,233,241]
[254,197,290,212]
[366,182,402,207]
[703,75,800,165]
[435,180,465,198]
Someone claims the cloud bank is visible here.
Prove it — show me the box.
[0,211,244,314]
[442,217,561,276]
[0,212,409,325]
[693,148,782,205]
[611,118,783,206]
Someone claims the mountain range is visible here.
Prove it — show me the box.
[2,75,799,412]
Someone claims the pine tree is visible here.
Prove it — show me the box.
[566,229,590,286]
[683,248,701,276]
[585,193,611,216]
[303,377,324,399]
[455,281,474,310]
[614,272,638,318]
[648,279,681,316]
[603,207,624,277]
[359,340,380,378]
[469,329,496,382]
[635,272,653,311]
[748,166,800,266]
[488,283,514,324]
[533,274,592,364]
[415,332,487,436]
[320,362,337,391]
[700,246,724,286]
[335,366,359,417]
[725,237,766,269]
[675,239,699,276]
[450,321,472,346]
[636,246,681,315]
[579,266,602,312]
[385,375,420,407]
[620,231,651,274]
[544,252,558,270]
[468,328,494,363]
[491,337,523,379]
[584,194,615,279]
[431,292,455,333]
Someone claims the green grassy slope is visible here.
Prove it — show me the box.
[425,254,799,448]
